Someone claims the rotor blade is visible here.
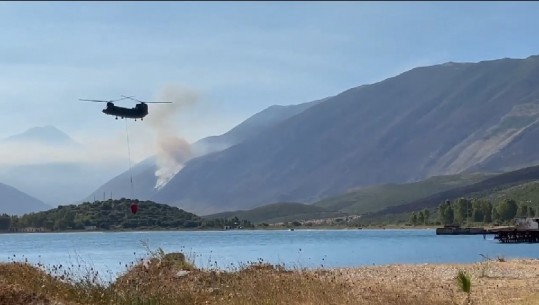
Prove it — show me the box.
[111,96,134,102]
[79,99,109,103]
[121,96,146,103]
[120,95,135,100]
[120,95,173,104]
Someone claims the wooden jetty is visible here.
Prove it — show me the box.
[435,225,490,235]
[436,225,539,242]
[488,218,539,243]
[492,229,539,243]
[436,218,539,242]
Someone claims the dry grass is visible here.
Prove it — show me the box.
[1,250,538,305]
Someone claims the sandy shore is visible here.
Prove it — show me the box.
[327,258,539,305]
[1,258,539,305]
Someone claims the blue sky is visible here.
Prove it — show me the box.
[1,1,539,162]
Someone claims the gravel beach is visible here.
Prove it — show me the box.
[328,258,539,305]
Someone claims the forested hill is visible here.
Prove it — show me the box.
[7,199,250,231]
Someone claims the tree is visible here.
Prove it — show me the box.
[471,199,485,222]
[482,201,493,223]
[438,201,455,225]
[527,206,536,218]
[454,198,472,225]
[410,212,418,226]
[418,211,425,225]
[438,202,447,224]
[445,205,455,225]
[423,209,430,225]
[10,216,19,229]
[497,199,518,222]
[492,208,501,223]
[517,203,528,218]
[0,215,11,230]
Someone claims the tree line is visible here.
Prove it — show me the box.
[0,200,254,231]
[409,197,537,226]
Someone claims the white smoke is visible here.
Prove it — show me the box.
[154,136,192,190]
[146,84,198,190]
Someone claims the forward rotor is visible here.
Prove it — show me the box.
[121,95,172,104]
[79,96,134,103]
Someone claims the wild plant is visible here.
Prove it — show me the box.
[456,270,472,304]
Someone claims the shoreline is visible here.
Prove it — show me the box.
[1,226,441,234]
[1,258,538,305]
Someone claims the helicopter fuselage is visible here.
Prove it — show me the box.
[102,102,149,120]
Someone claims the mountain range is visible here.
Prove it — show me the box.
[0,125,126,205]
[7,55,539,218]
[150,55,539,215]
[2,125,82,147]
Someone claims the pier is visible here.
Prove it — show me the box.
[436,217,539,242]
[435,225,490,235]
[491,229,539,243]
[490,217,539,243]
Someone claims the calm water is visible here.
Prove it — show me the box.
[0,229,537,279]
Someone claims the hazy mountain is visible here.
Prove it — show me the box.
[84,99,324,202]
[0,182,50,215]
[0,126,125,205]
[153,55,539,215]
[192,98,326,156]
[0,162,124,205]
[3,125,81,147]
[83,156,158,202]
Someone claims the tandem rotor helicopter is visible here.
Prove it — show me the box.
[79,95,171,120]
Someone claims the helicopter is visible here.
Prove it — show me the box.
[79,95,171,120]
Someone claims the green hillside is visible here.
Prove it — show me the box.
[10,199,205,231]
[313,173,490,214]
[480,181,539,209]
[377,163,539,215]
[346,177,539,227]
[204,202,346,224]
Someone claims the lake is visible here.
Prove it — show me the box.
[0,229,537,280]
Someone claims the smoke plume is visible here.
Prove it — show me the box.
[147,84,198,190]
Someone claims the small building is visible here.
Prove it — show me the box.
[514,217,539,230]
[12,227,48,233]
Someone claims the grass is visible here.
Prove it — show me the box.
[0,249,538,305]
[0,258,359,305]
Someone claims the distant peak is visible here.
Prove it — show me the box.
[3,125,80,146]
[26,125,61,133]
[441,61,457,66]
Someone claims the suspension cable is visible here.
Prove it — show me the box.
[125,118,135,199]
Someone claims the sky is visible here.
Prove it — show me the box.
[1,1,539,164]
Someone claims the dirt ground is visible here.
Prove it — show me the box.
[0,284,53,305]
[330,258,539,305]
